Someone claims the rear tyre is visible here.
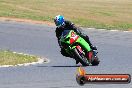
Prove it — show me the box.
[91,56,100,66]
[73,48,89,66]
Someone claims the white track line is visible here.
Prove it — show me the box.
[86,28,132,33]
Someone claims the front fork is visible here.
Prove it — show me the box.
[65,45,83,58]
[65,46,75,57]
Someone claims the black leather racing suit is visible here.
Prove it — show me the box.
[55,20,95,57]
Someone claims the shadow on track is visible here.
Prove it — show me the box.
[37,65,85,68]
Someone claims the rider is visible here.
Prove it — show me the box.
[54,15,97,57]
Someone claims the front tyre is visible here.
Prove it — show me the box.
[73,48,89,66]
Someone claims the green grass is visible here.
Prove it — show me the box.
[0,0,132,30]
[0,50,38,65]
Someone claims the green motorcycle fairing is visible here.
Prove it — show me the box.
[60,30,91,54]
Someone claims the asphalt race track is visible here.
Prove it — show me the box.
[0,21,132,88]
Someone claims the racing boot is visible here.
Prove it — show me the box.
[90,45,97,50]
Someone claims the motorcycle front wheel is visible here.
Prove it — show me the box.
[73,48,89,66]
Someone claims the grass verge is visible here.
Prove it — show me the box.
[0,0,132,30]
[0,50,38,66]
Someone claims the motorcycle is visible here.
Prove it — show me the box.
[59,30,100,66]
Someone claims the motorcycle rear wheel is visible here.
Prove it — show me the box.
[91,56,100,66]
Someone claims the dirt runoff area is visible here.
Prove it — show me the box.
[0,17,54,26]
[0,17,132,31]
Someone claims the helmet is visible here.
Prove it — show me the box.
[54,15,65,27]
